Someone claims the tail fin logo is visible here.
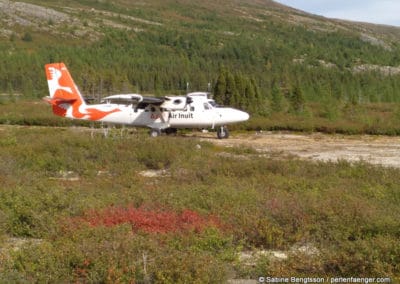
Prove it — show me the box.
[47,66,73,98]
[45,63,121,120]
[45,63,81,103]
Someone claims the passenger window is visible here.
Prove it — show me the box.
[203,103,210,110]
[190,106,195,111]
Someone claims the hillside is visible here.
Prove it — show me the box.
[2,0,400,132]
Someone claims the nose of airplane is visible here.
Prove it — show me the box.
[216,108,250,124]
[237,110,250,122]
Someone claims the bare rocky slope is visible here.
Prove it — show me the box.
[1,0,400,44]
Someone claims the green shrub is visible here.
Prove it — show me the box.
[1,126,400,280]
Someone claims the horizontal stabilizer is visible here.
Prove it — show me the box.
[43,96,77,105]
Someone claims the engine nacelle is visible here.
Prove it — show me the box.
[161,96,189,110]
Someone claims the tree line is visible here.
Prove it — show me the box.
[1,19,400,117]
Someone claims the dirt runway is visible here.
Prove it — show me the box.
[200,132,400,168]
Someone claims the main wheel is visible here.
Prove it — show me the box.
[165,128,178,135]
[149,129,161,137]
[217,126,229,139]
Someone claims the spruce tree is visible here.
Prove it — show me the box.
[290,85,305,113]
[225,70,236,105]
[234,73,246,108]
[251,78,264,114]
[213,70,226,105]
[244,78,256,113]
[271,81,283,112]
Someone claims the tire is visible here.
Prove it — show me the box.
[217,126,229,139]
[149,129,161,137]
[165,128,178,135]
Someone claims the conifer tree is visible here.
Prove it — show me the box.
[251,78,264,114]
[225,70,236,105]
[244,78,256,112]
[213,70,226,105]
[231,86,240,108]
[290,85,305,113]
[271,81,283,112]
[234,73,246,108]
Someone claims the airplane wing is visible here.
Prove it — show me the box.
[101,94,143,103]
[141,96,165,105]
[101,94,194,111]
[101,94,165,105]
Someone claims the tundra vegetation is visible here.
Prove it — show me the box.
[0,126,399,282]
[1,0,400,281]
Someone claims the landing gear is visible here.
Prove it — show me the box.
[217,126,229,139]
[165,128,178,135]
[149,128,177,137]
[149,128,161,137]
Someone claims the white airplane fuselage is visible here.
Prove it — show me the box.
[80,94,249,129]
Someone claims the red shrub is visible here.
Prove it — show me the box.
[67,206,221,234]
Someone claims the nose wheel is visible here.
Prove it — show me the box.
[217,126,229,139]
[149,128,161,137]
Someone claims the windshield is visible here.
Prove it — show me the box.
[208,100,222,108]
[203,102,211,110]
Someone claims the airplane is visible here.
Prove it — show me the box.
[44,62,249,139]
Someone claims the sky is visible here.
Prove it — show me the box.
[274,0,400,27]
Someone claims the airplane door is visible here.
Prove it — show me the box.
[203,102,216,128]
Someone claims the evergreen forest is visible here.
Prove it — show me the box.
[1,0,400,129]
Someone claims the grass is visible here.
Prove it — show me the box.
[233,102,400,136]
[0,124,399,282]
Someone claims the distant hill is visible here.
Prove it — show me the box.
[1,0,400,112]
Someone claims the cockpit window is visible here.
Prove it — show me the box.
[208,100,221,107]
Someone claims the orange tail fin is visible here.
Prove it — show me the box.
[44,63,86,118]
[44,62,121,120]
